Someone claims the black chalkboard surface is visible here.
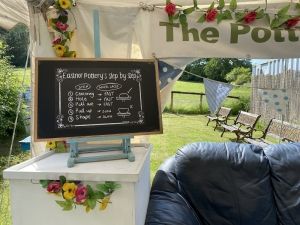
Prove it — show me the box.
[34,58,162,141]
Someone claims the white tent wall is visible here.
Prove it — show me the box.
[27,2,183,155]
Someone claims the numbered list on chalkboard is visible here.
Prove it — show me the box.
[55,68,145,129]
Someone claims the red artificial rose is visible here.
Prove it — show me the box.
[286,18,299,29]
[47,181,61,193]
[205,8,218,22]
[56,21,69,31]
[165,2,176,16]
[244,11,257,24]
[52,37,62,45]
[75,185,88,203]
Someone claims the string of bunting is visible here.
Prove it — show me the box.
[159,59,297,115]
[162,60,300,91]
[162,60,248,87]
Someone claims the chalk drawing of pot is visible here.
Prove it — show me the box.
[116,93,131,101]
[117,108,131,117]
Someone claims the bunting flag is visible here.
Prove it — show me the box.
[258,88,289,115]
[158,60,182,90]
[204,78,233,115]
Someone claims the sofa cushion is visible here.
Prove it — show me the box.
[175,142,277,225]
[264,143,300,225]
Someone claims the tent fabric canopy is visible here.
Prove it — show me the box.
[0,0,29,30]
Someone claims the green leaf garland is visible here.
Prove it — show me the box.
[217,0,225,10]
[164,0,300,30]
[229,0,237,11]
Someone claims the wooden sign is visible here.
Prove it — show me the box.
[34,58,162,141]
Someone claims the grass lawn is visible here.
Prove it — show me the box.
[0,181,11,225]
[13,67,31,87]
[149,113,240,179]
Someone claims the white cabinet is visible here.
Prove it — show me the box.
[4,144,151,225]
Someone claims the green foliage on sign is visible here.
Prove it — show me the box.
[217,0,225,10]
[229,0,237,11]
[165,1,299,30]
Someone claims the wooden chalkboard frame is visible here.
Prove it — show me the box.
[34,58,162,141]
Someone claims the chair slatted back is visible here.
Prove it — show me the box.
[265,119,300,142]
[218,107,231,118]
[235,111,261,128]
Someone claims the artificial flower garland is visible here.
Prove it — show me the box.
[46,0,77,150]
[165,0,300,29]
[40,176,121,212]
[48,0,77,57]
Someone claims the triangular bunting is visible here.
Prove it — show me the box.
[158,60,182,90]
[204,78,233,115]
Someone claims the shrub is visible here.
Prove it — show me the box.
[235,73,251,85]
[227,96,250,115]
[0,43,26,139]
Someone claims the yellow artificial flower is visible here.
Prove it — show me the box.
[70,51,76,58]
[46,141,56,150]
[70,30,75,38]
[62,182,77,200]
[53,44,65,57]
[58,0,71,9]
[85,206,91,213]
[99,196,110,210]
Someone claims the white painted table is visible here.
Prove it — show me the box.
[4,144,152,225]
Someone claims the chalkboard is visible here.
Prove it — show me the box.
[34,58,162,141]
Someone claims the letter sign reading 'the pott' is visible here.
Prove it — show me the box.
[34,58,162,141]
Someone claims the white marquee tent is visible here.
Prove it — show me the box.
[0,0,299,155]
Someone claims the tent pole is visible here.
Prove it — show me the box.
[93,10,101,58]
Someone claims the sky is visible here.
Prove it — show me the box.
[251,59,269,65]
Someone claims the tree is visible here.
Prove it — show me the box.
[0,42,26,139]
[204,58,252,82]
[3,23,29,67]
[204,58,227,82]
[0,27,7,38]
[226,67,251,85]
[180,58,252,82]
[180,58,208,82]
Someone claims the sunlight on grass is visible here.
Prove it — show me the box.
[13,68,31,87]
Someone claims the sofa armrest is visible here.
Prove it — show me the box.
[145,191,202,225]
[146,157,202,225]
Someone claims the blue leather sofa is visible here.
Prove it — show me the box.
[145,142,300,225]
